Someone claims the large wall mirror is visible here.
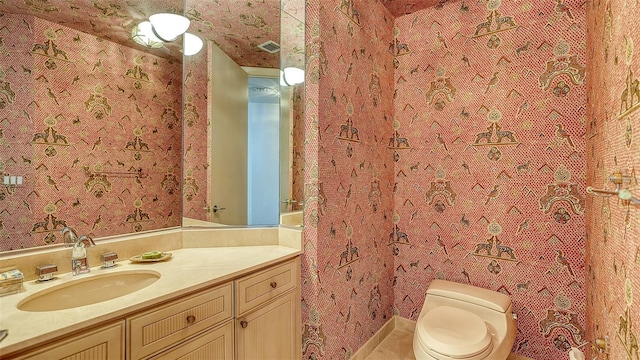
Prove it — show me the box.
[0,0,304,252]
[181,0,305,228]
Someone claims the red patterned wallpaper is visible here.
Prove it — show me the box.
[182,45,209,221]
[303,0,587,359]
[290,84,304,209]
[302,0,397,357]
[586,1,640,359]
[0,14,182,250]
[392,1,586,358]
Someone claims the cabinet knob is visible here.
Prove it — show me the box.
[186,315,196,325]
[240,320,248,328]
[270,281,277,289]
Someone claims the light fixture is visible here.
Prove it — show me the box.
[131,21,164,49]
[282,67,305,86]
[183,33,203,56]
[149,13,190,41]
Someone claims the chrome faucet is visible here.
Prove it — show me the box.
[62,227,96,275]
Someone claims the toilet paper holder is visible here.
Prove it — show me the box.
[586,336,609,354]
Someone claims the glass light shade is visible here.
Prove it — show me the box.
[282,67,305,86]
[183,33,203,56]
[149,13,190,41]
[131,21,164,49]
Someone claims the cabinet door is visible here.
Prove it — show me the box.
[12,321,124,360]
[236,291,300,360]
[128,283,233,360]
[150,321,234,360]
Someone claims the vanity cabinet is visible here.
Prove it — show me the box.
[148,321,234,360]
[127,283,233,359]
[10,321,124,360]
[235,258,301,360]
[3,256,300,360]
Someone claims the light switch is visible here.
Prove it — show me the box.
[3,176,8,185]
[17,176,23,185]
[9,176,16,185]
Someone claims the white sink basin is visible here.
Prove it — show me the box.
[17,270,160,312]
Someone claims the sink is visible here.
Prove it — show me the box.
[17,270,160,312]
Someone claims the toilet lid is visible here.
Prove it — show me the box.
[417,306,492,359]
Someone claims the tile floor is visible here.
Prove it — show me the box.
[363,329,530,360]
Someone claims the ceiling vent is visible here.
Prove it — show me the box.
[258,40,281,53]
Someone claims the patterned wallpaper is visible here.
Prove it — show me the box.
[181,46,209,221]
[392,1,586,358]
[289,84,305,209]
[586,0,640,359]
[303,0,587,359]
[302,0,397,357]
[0,14,182,251]
[0,0,183,60]
[0,0,282,68]
[380,0,447,17]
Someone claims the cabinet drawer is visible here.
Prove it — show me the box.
[12,321,124,360]
[235,258,299,315]
[149,321,234,360]
[128,283,233,360]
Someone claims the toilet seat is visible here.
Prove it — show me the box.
[415,306,493,359]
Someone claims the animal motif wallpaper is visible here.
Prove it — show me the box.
[381,0,448,17]
[181,45,209,221]
[302,0,397,357]
[303,0,587,359]
[0,14,182,251]
[0,0,183,61]
[586,1,640,359]
[392,0,586,358]
[289,84,305,210]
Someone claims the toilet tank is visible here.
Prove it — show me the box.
[425,279,512,313]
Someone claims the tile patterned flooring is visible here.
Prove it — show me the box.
[363,329,531,360]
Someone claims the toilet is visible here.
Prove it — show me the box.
[413,280,517,360]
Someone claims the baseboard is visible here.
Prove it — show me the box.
[350,316,533,360]
[349,316,397,360]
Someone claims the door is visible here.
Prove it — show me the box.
[209,42,248,225]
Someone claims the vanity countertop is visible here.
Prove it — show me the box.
[0,245,301,357]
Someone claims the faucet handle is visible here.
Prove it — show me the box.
[36,264,58,282]
[61,227,78,247]
[77,235,96,248]
[101,252,118,269]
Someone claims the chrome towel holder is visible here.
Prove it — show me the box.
[586,172,640,205]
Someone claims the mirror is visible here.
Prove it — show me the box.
[0,0,304,252]
[181,0,305,227]
[0,1,184,252]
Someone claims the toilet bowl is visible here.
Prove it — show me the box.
[413,280,517,360]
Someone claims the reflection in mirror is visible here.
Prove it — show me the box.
[279,8,305,227]
[0,2,184,252]
[182,0,305,228]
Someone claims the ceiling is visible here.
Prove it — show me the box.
[380,0,452,17]
[0,0,447,66]
[0,0,286,67]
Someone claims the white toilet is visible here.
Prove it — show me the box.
[413,280,517,360]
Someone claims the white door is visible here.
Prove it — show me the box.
[209,42,248,225]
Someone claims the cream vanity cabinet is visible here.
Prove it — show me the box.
[235,257,301,360]
[129,256,301,359]
[10,321,125,360]
[127,282,234,359]
[5,257,300,360]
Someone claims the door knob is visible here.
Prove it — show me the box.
[212,205,226,213]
